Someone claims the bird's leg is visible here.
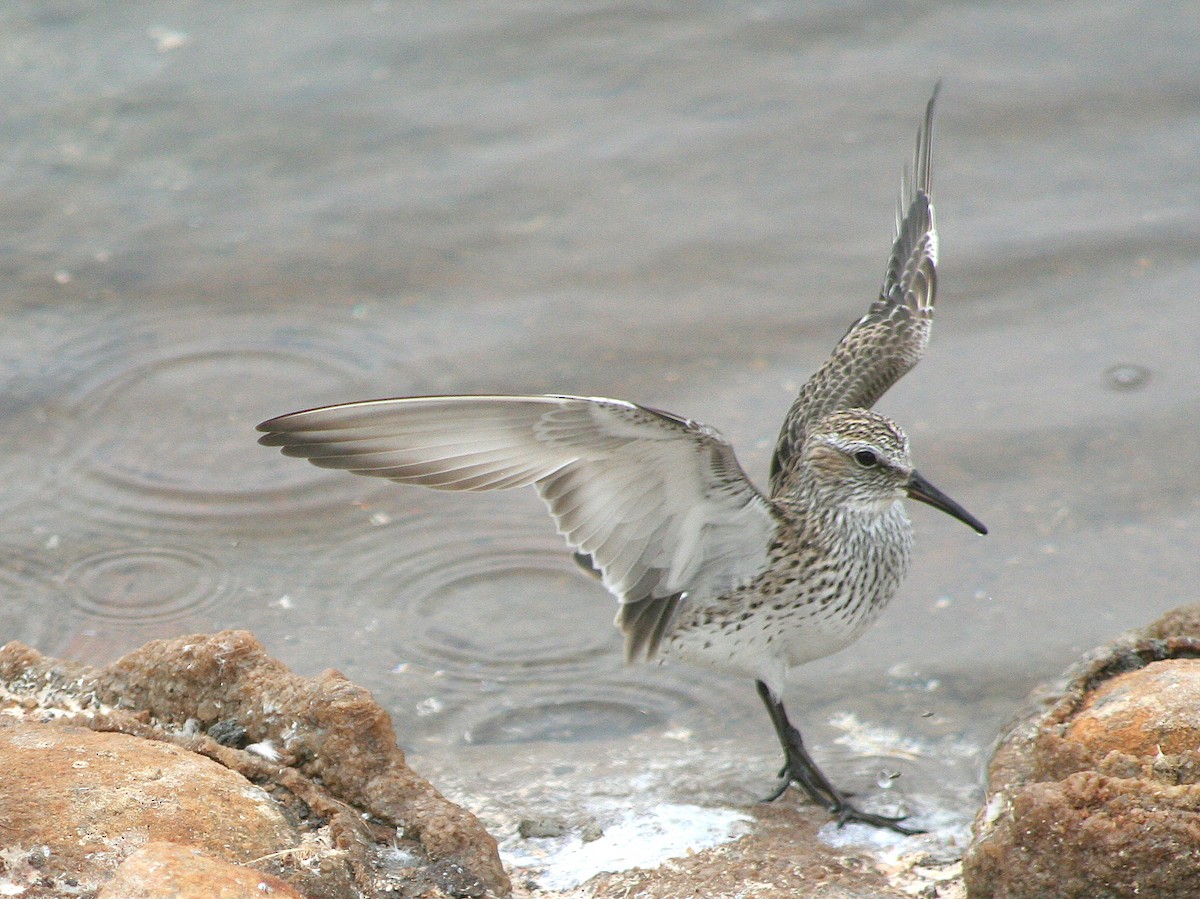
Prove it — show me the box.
[755,680,840,807]
[754,681,924,835]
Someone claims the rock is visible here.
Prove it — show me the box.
[581,804,918,899]
[1064,659,1200,758]
[0,718,298,887]
[969,772,1200,899]
[0,631,510,898]
[964,606,1200,898]
[517,817,568,839]
[98,842,306,898]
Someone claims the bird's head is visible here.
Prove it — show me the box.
[799,409,986,534]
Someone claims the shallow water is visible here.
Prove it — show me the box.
[2,0,1198,865]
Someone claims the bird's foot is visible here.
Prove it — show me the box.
[761,777,790,803]
[764,763,923,835]
[830,797,925,835]
[754,683,923,835]
[763,769,856,804]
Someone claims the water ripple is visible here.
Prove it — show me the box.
[462,680,699,744]
[55,317,433,533]
[313,509,624,682]
[63,545,230,623]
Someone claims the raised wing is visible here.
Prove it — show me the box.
[258,395,777,660]
[770,85,940,493]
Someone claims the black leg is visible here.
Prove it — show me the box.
[755,681,924,835]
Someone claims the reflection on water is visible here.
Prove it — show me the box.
[1,0,1198,856]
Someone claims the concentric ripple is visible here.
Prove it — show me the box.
[62,348,359,531]
[314,507,624,682]
[461,680,699,744]
[63,546,230,623]
[55,314,449,534]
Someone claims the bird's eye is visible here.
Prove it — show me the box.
[853,450,879,468]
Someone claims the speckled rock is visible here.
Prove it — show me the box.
[98,842,305,898]
[964,605,1200,898]
[0,717,299,890]
[0,631,509,898]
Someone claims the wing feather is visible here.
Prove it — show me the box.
[258,394,777,660]
[770,85,940,492]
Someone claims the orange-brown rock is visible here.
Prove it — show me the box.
[0,631,509,898]
[1063,659,1200,759]
[964,609,1200,898]
[98,842,306,899]
[0,717,298,887]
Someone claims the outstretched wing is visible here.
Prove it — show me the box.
[770,85,940,493]
[258,395,776,660]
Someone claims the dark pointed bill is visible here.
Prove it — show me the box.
[906,470,987,535]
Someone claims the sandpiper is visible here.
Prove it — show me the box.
[258,85,985,833]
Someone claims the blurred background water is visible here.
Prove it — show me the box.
[1,0,1198,854]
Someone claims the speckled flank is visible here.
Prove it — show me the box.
[663,413,914,688]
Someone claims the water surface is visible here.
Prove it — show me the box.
[1,0,1198,860]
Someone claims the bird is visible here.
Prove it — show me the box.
[257,84,985,833]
